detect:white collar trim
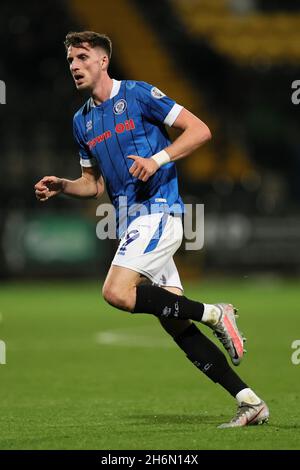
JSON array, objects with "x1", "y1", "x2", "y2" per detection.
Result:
[
  {"x1": 110, "y1": 79, "x2": 121, "y2": 99},
  {"x1": 90, "y1": 79, "x2": 121, "y2": 107}
]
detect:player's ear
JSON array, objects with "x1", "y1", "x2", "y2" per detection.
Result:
[{"x1": 100, "y1": 55, "x2": 108, "y2": 68}]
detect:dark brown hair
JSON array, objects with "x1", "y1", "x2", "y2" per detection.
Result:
[{"x1": 64, "y1": 31, "x2": 112, "y2": 58}]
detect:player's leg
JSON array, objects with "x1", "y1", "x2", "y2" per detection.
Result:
[
  {"x1": 123, "y1": 214, "x2": 244, "y2": 365},
  {"x1": 102, "y1": 255, "x2": 268, "y2": 427},
  {"x1": 133, "y1": 283, "x2": 245, "y2": 367},
  {"x1": 105, "y1": 211, "x2": 216, "y2": 317},
  {"x1": 159, "y1": 287, "x2": 269, "y2": 428},
  {"x1": 104, "y1": 212, "x2": 244, "y2": 365},
  {"x1": 102, "y1": 264, "x2": 141, "y2": 311},
  {"x1": 158, "y1": 286, "x2": 250, "y2": 399},
  {"x1": 103, "y1": 263, "x2": 242, "y2": 396},
  {"x1": 103, "y1": 212, "x2": 182, "y2": 311}
]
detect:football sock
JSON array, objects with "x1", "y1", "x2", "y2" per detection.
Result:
[
  {"x1": 236, "y1": 388, "x2": 261, "y2": 405},
  {"x1": 133, "y1": 284, "x2": 205, "y2": 321},
  {"x1": 201, "y1": 304, "x2": 222, "y2": 325},
  {"x1": 174, "y1": 323, "x2": 248, "y2": 396}
]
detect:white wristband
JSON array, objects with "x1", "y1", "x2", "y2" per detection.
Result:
[{"x1": 151, "y1": 149, "x2": 171, "y2": 168}]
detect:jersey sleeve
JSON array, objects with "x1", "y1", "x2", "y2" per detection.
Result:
[
  {"x1": 134, "y1": 81, "x2": 183, "y2": 126},
  {"x1": 73, "y1": 116, "x2": 97, "y2": 168}
]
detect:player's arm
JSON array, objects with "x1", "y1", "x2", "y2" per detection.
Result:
[
  {"x1": 164, "y1": 108, "x2": 211, "y2": 161},
  {"x1": 128, "y1": 108, "x2": 211, "y2": 182},
  {"x1": 35, "y1": 166, "x2": 105, "y2": 202}
]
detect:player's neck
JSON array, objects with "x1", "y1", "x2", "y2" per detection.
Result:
[{"x1": 91, "y1": 75, "x2": 113, "y2": 105}]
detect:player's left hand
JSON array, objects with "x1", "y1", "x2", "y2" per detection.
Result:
[{"x1": 127, "y1": 155, "x2": 159, "y2": 182}]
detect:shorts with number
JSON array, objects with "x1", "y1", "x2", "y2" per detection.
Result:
[{"x1": 112, "y1": 213, "x2": 183, "y2": 290}]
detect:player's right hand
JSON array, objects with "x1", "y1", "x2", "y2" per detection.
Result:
[{"x1": 34, "y1": 176, "x2": 63, "y2": 202}]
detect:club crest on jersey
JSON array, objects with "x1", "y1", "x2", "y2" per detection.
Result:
[
  {"x1": 86, "y1": 120, "x2": 93, "y2": 131},
  {"x1": 113, "y1": 99, "x2": 127, "y2": 115},
  {"x1": 151, "y1": 87, "x2": 165, "y2": 99}
]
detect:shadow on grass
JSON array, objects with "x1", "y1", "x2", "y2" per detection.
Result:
[
  {"x1": 125, "y1": 414, "x2": 300, "y2": 431},
  {"x1": 124, "y1": 414, "x2": 222, "y2": 426},
  {"x1": 267, "y1": 423, "x2": 300, "y2": 430}
]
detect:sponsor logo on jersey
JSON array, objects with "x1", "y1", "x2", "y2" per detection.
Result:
[
  {"x1": 86, "y1": 120, "x2": 93, "y2": 131},
  {"x1": 88, "y1": 119, "x2": 135, "y2": 149},
  {"x1": 151, "y1": 87, "x2": 165, "y2": 99},
  {"x1": 113, "y1": 99, "x2": 127, "y2": 115}
]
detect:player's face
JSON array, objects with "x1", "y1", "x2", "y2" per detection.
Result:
[{"x1": 67, "y1": 44, "x2": 106, "y2": 91}]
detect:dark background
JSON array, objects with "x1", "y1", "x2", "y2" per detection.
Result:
[{"x1": 1, "y1": 0, "x2": 300, "y2": 279}]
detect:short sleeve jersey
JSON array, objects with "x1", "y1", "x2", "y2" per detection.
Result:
[{"x1": 73, "y1": 79, "x2": 185, "y2": 236}]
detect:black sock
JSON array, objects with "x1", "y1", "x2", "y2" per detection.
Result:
[
  {"x1": 175, "y1": 323, "x2": 248, "y2": 397},
  {"x1": 133, "y1": 284, "x2": 204, "y2": 321}
]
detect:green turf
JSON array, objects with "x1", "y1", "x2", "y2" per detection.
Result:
[{"x1": 0, "y1": 279, "x2": 300, "y2": 450}]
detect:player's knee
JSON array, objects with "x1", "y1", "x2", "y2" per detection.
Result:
[
  {"x1": 102, "y1": 284, "x2": 134, "y2": 311},
  {"x1": 102, "y1": 284, "x2": 120, "y2": 307}
]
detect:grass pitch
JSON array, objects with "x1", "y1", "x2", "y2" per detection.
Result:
[{"x1": 0, "y1": 279, "x2": 299, "y2": 450}]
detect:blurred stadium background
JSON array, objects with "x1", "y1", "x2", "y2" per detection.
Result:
[{"x1": 1, "y1": 0, "x2": 300, "y2": 450}]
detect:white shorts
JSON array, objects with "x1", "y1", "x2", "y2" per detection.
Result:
[{"x1": 112, "y1": 213, "x2": 183, "y2": 290}]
